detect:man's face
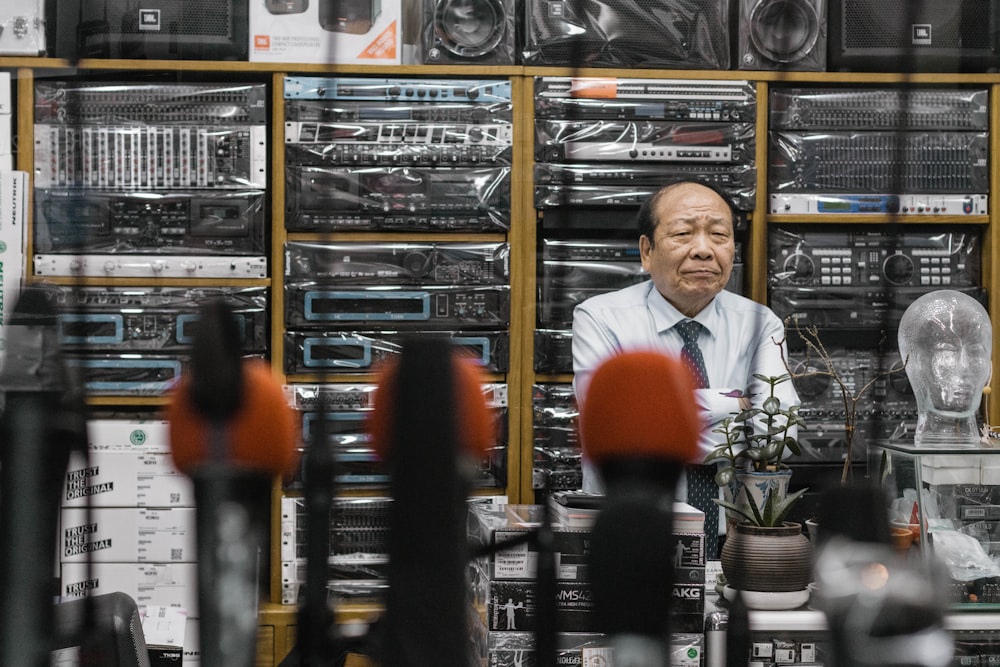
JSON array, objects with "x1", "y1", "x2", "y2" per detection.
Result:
[{"x1": 639, "y1": 183, "x2": 736, "y2": 317}]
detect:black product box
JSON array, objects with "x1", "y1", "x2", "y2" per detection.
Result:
[
  {"x1": 469, "y1": 504, "x2": 592, "y2": 581},
  {"x1": 672, "y1": 582, "x2": 706, "y2": 633},
  {"x1": 484, "y1": 579, "x2": 598, "y2": 633},
  {"x1": 483, "y1": 631, "x2": 609, "y2": 667}
]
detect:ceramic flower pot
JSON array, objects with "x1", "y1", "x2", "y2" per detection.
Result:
[
  {"x1": 721, "y1": 521, "x2": 813, "y2": 593},
  {"x1": 736, "y1": 469, "x2": 792, "y2": 516}
]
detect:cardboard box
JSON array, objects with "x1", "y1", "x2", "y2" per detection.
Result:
[
  {"x1": 249, "y1": 0, "x2": 401, "y2": 65},
  {"x1": 483, "y1": 631, "x2": 609, "y2": 667},
  {"x1": 0, "y1": 2, "x2": 46, "y2": 55},
  {"x1": 0, "y1": 171, "x2": 26, "y2": 373},
  {"x1": 59, "y1": 562, "x2": 199, "y2": 616},
  {"x1": 62, "y1": 449, "x2": 195, "y2": 508},
  {"x1": 87, "y1": 419, "x2": 171, "y2": 453},
  {"x1": 59, "y1": 507, "x2": 197, "y2": 563}
]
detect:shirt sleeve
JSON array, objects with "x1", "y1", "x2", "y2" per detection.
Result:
[{"x1": 571, "y1": 304, "x2": 621, "y2": 407}]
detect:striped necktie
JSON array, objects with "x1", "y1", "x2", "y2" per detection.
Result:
[{"x1": 675, "y1": 319, "x2": 709, "y2": 388}]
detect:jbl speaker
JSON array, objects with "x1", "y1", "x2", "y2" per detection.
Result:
[
  {"x1": 523, "y1": 0, "x2": 730, "y2": 69},
  {"x1": 48, "y1": 0, "x2": 248, "y2": 60},
  {"x1": 829, "y1": 0, "x2": 1000, "y2": 72},
  {"x1": 422, "y1": 0, "x2": 516, "y2": 64},
  {"x1": 319, "y1": 0, "x2": 382, "y2": 34},
  {"x1": 738, "y1": 0, "x2": 826, "y2": 70}
]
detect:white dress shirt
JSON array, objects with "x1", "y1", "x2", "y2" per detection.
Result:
[{"x1": 572, "y1": 280, "x2": 800, "y2": 494}]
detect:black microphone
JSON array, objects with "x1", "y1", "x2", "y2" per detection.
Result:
[
  {"x1": 166, "y1": 299, "x2": 299, "y2": 667},
  {"x1": 579, "y1": 350, "x2": 701, "y2": 667},
  {"x1": 0, "y1": 287, "x2": 86, "y2": 667},
  {"x1": 368, "y1": 336, "x2": 495, "y2": 667}
]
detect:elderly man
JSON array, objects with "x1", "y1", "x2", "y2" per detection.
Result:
[{"x1": 572, "y1": 180, "x2": 799, "y2": 558}]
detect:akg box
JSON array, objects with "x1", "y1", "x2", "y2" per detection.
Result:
[{"x1": 250, "y1": 0, "x2": 401, "y2": 64}]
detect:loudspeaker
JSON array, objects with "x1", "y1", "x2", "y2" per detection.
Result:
[
  {"x1": 738, "y1": 0, "x2": 826, "y2": 70},
  {"x1": 523, "y1": 0, "x2": 730, "y2": 69},
  {"x1": 48, "y1": 0, "x2": 249, "y2": 60},
  {"x1": 319, "y1": 0, "x2": 382, "y2": 34},
  {"x1": 829, "y1": 0, "x2": 1000, "y2": 72},
  {"x1": 265, "y1": 0, "x2": 309, "y2": 14},
  {"x1": 422, "y1": 0, "x2": 516, "y2": 64}
]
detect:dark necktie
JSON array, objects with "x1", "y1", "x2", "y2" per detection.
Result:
[
  {"x1": 675, "y1": 319, "x2": 709, "y2": 389},
  {"x1": 674, "y1": 319, "x2": 720, "y2": 558}
]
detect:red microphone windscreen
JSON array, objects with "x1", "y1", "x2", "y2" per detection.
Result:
[
  {"x1": 368, "y1": 351, "x2": 495, "y2": 461},
  {"x1": 166, "y1": 359, "x2": 300, "y2": 477},
  {"x1": 580, "y1": 350, "x2": 700, "y2": 465}
]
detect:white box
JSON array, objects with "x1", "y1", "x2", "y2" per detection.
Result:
[
  {"x1": 0, "y1": 72, "x2": 10, "y2": 114},
  {"x1": 249, "y1": 0, "x2": 401, "y2": 65},
  {"x1": 62, "y1": 449, "x2": 195, "y2": 508},
  {"x1": 0, "y1": 2, "x2": 46, "y2": 55},
  {"x1": 920, "y1": 455, "x2": 982, "y2": 485},
  {"x1": 59, "y1": 507, "x2": 197, "y2": 563},
  {"x1": 0, "y1": 171, "x2": 26, "y2": 372},
  {"x1": 87, "y1": 419, "x2": 172, "y2": 453},
  {"x1": 59, "y1": 562, "x2": 199, "y2": 616}
]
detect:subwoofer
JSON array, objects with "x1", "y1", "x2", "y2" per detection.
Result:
[
  {"x1": 829, "y1": 0, "x2": 1000, "y2": 72},
  {"x1": 48, "y1": 0, "x2": 248, "y2": 60},
  {"x1": 738, "y1": 0, "x2": 826, "y2": 70},
  {"x1": 319, "y1": 0, "x2": 382, "y2": 34},
  {"x1": 422, "y1": 0, "x2": 515, "y2": 63},
  {"x1": 523, "y1": 0, "x2": 730, "y2": 69}
]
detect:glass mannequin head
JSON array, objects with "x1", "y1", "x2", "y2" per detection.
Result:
[{"x1": 898, "y1": 290, "x2": 992, "y2": 445}]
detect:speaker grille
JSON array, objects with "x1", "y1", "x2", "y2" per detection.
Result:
[{"x1": 841, "y1": 0, "x2": 991, "y2": 50}]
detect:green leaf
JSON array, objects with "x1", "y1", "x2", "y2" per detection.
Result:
[
  {"x1": 761, "y1": 441, "x2": 782, "y2": 461},
  {"x1": 704, "y1": 449, "x2": 731, "y2": 464},
  {"x1": 714, "y1": 466, "x2": 735, "y2": 486},
  {"x1": 784, "y1": 437, "x2": 802, "y2": 457},
  {"x1": 762, "y1": 396, "x2": 781, "y2": 415},
  {"x1": 745, "y1": 448, "x2": 765, "y2": 462}
]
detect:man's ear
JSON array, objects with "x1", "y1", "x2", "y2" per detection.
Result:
[{"x1": 639, "y1": 234, "x2": 653, "y2": 270}]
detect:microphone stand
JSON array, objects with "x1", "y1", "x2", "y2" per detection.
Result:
[{"x1": 0, "y1": 288, "x2": 85, "y2": 667}]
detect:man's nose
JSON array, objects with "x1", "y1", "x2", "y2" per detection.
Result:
[{"x1": 691, "y1": 232, "x2": 714, "y2": 257}]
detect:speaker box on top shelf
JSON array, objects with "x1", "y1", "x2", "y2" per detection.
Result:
[
  {"x1": 522, "y1": 0, "x2": 729, "y2": 69},
  {"x1": 48, "y1": 0, "x2": 248, "y2": 60},
  {"x1": 828, "y1": 0, "x2": 1000, "y2": 72},
  {"x1": 738, "y1": 0, "x2": 826, "y2": 70},
  {"x1": 422, "y1": 0, "x2": 516, "y2": 64},
  {"x1": 320, "y1": 0, "x2": 382, "y2": 34}
]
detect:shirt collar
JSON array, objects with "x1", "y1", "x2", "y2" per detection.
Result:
[{"x1": 646, "y1": 282, "x2": 720, "y2": 339}]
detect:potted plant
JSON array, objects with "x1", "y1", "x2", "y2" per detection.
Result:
[{"x1": 704, "y1": 373, "x2": 814, "y2": 603}]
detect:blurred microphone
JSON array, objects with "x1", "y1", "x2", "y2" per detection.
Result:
[
  {"x1": 166, "y1": 299, "x2": 298, "y2": 667},
  {"x1": 0, "y1": 287, "x2": 87, "y2": 667},
  {"x1": 368, "y1": 337, "x2": 494, "y2": 667},
  {"x1": 812, "y1": 484, "x2": 954, "y2": 667},
  {"x1": 579, "y1": 350, "x2": 700, "y2": 667}
]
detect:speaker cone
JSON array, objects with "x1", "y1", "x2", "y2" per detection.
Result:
[
  {"x1": 749, "y1": 0, "x2": 820, "y2": 63},
  {"x1": 434, "y1": 0, "x2": 506, "y2": 58}
]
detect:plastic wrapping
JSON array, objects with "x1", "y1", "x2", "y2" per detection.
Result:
[
  {"x1": 34, "y1": 189, "x2": 267, "y2": 255},
  {"x1": 421, "y1": 0, "x2": 517, "y2": 64},
  {"x1": 285, "y1": 120, "x2": 513, "y2": 167},
  {"x1": 771, "y1": 285, "x2": 987, "y2": 333},
  {"x1": 768, "y1": 226, "x2": 981, "y2": 289},
  {"x1": 534, "y1": 329, "x2": 574, "y2": 374},
  {"x1": 532, "y1": 383, "x2": 582, "y2": 492},
  {"x1": 522, "y1": 0, "x2": 730, "y2": 69},
  {"x1": 770, "y1": 87, "x2": 989, "y2": 131},
  {"x1": 286, "y1": 165, "x2": 510, "y2": 232},
  {"x1": 38, "y1": 285, "x2": 268, "y2": 353},
  {"x1": 284, "y1": 241, "x2": 510, "y2": 285},
  {"x1": 535, "y1": 162, "x2": 756, "y2": 212},
  {"x1": 737, "y1": 0, "x2": 826, "y2": 71},
  {"x1": 66, "y1": 354, "x2": 184, "y2": 397},
  {"x1": 536, "y1": 119, "x2": 754, "y2": 164},
  {"x1": 283, "y1": 329, "x2": 510, "y2": 373},
  {"x1": 534, "y1": 77, "x2": 756, "y2": 122},
  {"x1": 34, "y1": 82, "x2": 267, "y2": 125},
  {"x1": 769, "y1": 130, "x2": 989, "y2": 194},
  {"x1": 284, "y1": 383, "x2": 508, "y2": 490}
]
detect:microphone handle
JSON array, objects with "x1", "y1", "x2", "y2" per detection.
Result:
[
  {"x1": 0, "y1": 390, "x2": 72, "y2": 667},
  {"x1": 193, "y1": 463, "x2": 271, "y2": 667}
]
